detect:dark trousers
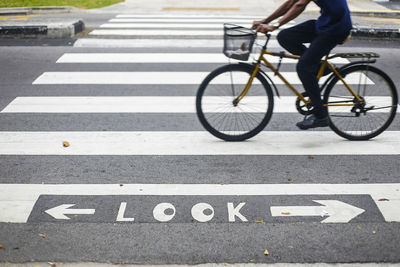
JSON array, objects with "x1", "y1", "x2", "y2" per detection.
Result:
[{"x1": 277, "y1": 20, "x2": 348, "y2": 118}]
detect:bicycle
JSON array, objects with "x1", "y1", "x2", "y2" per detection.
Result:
[{"x1": 196, "y1": 23, "x2": 398, "y2": 141}]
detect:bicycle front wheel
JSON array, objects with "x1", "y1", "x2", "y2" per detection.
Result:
[
  {"x1": 324, "y1": 64, "x2": 398, "y2": 140},
  {"x1": 196, "y1": 64, "x2": 274, "y2": 141}
]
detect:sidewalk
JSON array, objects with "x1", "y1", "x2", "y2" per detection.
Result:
[{"x1": 0, "y1": 0, "x2": 399, "y2": 39}]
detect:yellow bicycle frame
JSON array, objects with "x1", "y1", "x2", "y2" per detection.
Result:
[{"x1": 235, "y1": 47, "x2": 364, "y2": 107}]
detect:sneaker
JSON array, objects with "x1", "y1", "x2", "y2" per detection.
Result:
[{"x1": 296, "y1": 114, "x2": 330, "y2": 130}]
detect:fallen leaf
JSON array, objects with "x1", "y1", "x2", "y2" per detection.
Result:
[
  {"x1": 249, "y1": 259, "x2": 255, "y2": 262},
  {"x1": 357, "y1": 226, "x2": 362, "y2": 230},
  {"x1": 48, "y1": 262, "x2": 56, "y2": 267},
  {"x1": 288, "y1": 178, "x2": 292, "y2": 182},
  {"x1": 292, "y1": 222, "x2": 296, "y2": 226},
  {"x1": 122, "y1": 262, "x2": 126, "y2": 265},
  {"x1": 378, "y1": 198, "x2": 389, "y2": 201},
  {"x1": 281, "y1": 212, "x2": 291, "y2": 215},
  {"x1": 372, "y1": 231, "x2": 377, "y2": 234},
  {"x1": 39, "y1": 233, "x2": 47, "y2": 238},
  {"x1": 307, "y1": 155, "x2": 314, "y2": 159},
  {"x1": 256, "y1": 220, "x2": 264, "y2": 223},
  {"x1": 264, "y1": 249, "x2": 269, "y2": 256},
  {"x1": 62, "y1": 141, "x2": 70, "y2": 147},
  {"x1": 120, "y1": 184, "x2": 124, "y2": 187},
  {"x1": 0, "y1": 244, "x2": 3, "y2": 249}
]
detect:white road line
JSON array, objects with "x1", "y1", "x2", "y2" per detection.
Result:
[
  {"x1": 0, "y1": 183, "x2": 399, "y2": 223},
  {"x1": 0, "y1": 131, "x2": 399, "y2": 156},
  {"x1": 115, "y1": 15, "x2": 272, "y2": 19},
  {"x1": 108, "y1": 18, "x2": 273, "y2": 23},
  {"x1": 32, "y1": 72, "x2": 373, "y2": 85},
  {"x1": 99, "y1": 23, "x2": 292, "y2": 30},
  {"x1": 56, "y1": 53, "x2": 350, "y2": 64},
  {"x1": 2, "y1": 96, "x2": 392, "y2": 113},
  {"x1": 72, "y1": 39, "x2": 281, "y2": 48},
  {"x1": 89, "y1": 29, "x2": 279, "y2": 36}
]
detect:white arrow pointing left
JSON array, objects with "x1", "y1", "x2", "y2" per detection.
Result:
[
  {"x1": 270, "y1": 200, "x2": 365, "y2": 223},
  {"x1": 45, "y1": 204, "x2": 96, "y2": 220}
]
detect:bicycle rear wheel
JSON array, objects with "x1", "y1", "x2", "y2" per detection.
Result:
[
  {"x1": 324, "y1": 64, "x2": 398, "y2": 140},
  {"x1": 196, "y1": 64, "x2": 274, "y2": 141}
]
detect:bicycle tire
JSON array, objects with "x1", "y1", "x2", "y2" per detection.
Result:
[
  {"x1": 323, "y1": 64, "x2": 398, "y2": 140},
  {"x1": 196, "y1": 63, "x2": 274, "y2": 141}
]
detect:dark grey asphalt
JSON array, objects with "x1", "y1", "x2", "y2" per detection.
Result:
[{"x1": 0, "y1": 28, "x2": 400, "y2": 264}]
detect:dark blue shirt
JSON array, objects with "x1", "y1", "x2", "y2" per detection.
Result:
[{"x1": 314, "y1": 0, "x2": 352, "y2": 35}]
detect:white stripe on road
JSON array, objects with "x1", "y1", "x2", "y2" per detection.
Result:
[
  {"x1": 0, "y1": 131, "x2": 399, "y2": 156},
  {"x1": 115, "y1": 15, "x2": 270, "y2": 19},
  {"x1": 2, "y1": 96, "x2": 392, "y2": 113},
  {"x1": 99, "y1": 23, "x2": 292, "y2": 30},
  {"x1": 56, "y1": 53, "x2": 350, "y2": 64},
  {"x1": 32, "y1": 72, "x2": 373, "y2": 85},
  {"x1": 72, "y1": 39, "x2": 281, "y2": 48},
  {"x1": 108, "y1": 18, "x2": 269, "y2": 23},
  {"x1": 0, "y1": 183, "x2": 399, "y2": 223},
  {"x1": 89, "y1": 29, "x2": 279, "y2": 36}
]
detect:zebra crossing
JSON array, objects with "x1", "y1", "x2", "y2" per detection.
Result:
[{"x1": 1, "y1": 13, "x2": 399, "y2": 156}]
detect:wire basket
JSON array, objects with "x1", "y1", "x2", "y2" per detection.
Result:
[{"x1": 223, "y1": 23, "x2": 256, "y2": 61}]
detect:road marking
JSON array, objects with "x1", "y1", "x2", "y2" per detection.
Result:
[
  {"x1": 55, "y1": 53, "x2": 350, "y2": 64},
  {"x1": 115, "y1": 15, "x2": 271, "y2": 19},
  {"x1": 32, "y1": 72, "x2": 372, "y2": 85},
  {"x1": 108, "y1": 18, "x2": 268, "y2": 23},
  {"x1": 45, "y1": 204, "x2": 95, "y2": 220},
  {"x1": 72, "y1": 39, "x2": 281, "y2": 48},
  {"x1": 2, "y1": 96, "x2": 391, "y2": 113},
  {"x1": 0, "y1": 131, "x2": 399, "y2": 156},
  {"x1": 270, "y1": 200, "x2": 366, "y2": 223},
  {"x1": 98, "y1": 23, "x2": 293, "y2": 30},
  {"x1": 162, "y1": 7, "x2": 241, "y2": 11},
  {"x1": 88, "y1": 29, "x2": 279, "y2": 36},
  {"x1": 0, "y1": 183, "x2": 399, "y2": 223}
]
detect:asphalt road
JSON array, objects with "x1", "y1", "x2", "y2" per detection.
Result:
[{"x1": 0, "y1": 13, "x2": 400, "y2": 265}]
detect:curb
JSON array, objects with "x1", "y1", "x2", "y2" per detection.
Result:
[
  {"x1": 0, "y1": 6, "x2": 78, "y2": 16},
  {"x1": 0, "y1": 20, "x2": 85, "y2": 38},
  {"x1": 351, "y1": 11, "x2": 400, "y2": 18},
  {"x1": 351, "y1": 27, "x2": 400, "y2": 39}
]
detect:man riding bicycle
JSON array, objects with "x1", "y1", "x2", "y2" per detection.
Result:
[{"x1": 253, "y1": 0, "x2": 352, "y2": 129}]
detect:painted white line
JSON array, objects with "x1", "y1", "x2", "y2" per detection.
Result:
[
  {"x1": 72, "y1": 39, "x2": 281, "y2": 48},
  {"x1": 89, "y1": 29, "x2": 278, "y2": 36},
  {"x1": 108, "y1": 18, "x2": 269, "y2": 23},
  {"x1": 0, "y1": 131, "x2": 399, "y2": 156},
  {"x1": 32, "y1": 72, "x2": 371, "y2": 85},
  {"x1": 115, "y1": 15, "x2": 272, "y2": 19},
  {"x1": 0, "y1": 183, "x2": 399, "y2": 223},
  {"x1": 99, "y1": 23, "x2": 292, "y2": 30},
  {"x1": 2, "y1": 96, "x2": 391, "y2": 113},
  {"x1": 56, "y1": 53, "x2": 350, "y2": 64}
]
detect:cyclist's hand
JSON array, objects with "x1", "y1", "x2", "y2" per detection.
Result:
[
  {"x1": 256, "y1": 24, "x2": 276, "y2": 33},
  {"x1": 252, "y1": 20, "x2": 263, "y2": 30}
]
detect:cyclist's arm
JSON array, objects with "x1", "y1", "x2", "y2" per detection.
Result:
[
  {"x1": 275, "y1": 0, "x2": 312, "y2": 27},
  {"x1": 255, "y1": 0, "x2": 298, "y2": 26}
]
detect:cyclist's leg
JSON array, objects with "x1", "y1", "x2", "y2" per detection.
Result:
[
  {"x1": 277, "y1": 20, "x2": 317, "y2": 56},
  {"x1": 296, "y1": 34, "x2": 341, "y2": 119}
]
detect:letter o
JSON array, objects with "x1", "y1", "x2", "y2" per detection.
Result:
[
  {"x1": 153, "y1": 203, "x2": 176, "y2": 222},
  {"x1": 191, "y1": 203, "x2": 214, "y2": 222}
]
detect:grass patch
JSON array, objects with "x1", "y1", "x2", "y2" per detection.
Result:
[{"x1": 0, "y1": 0, "x2": 124, "y2": 9}]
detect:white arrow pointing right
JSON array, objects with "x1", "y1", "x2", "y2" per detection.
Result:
[
  {"x1": 270, "y1": 200, "x2": 365, "y2": 223},
  {"x1": 45, "y1": 204, "x2": 96, "y2": 220}
]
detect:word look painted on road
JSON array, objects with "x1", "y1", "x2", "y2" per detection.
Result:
[
  {"x1": 1, "y1": 184, "x2": 399, "y2": 224},
  {"x1": 36, "y1": 197, "x2": 368, "y2": 224}
]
